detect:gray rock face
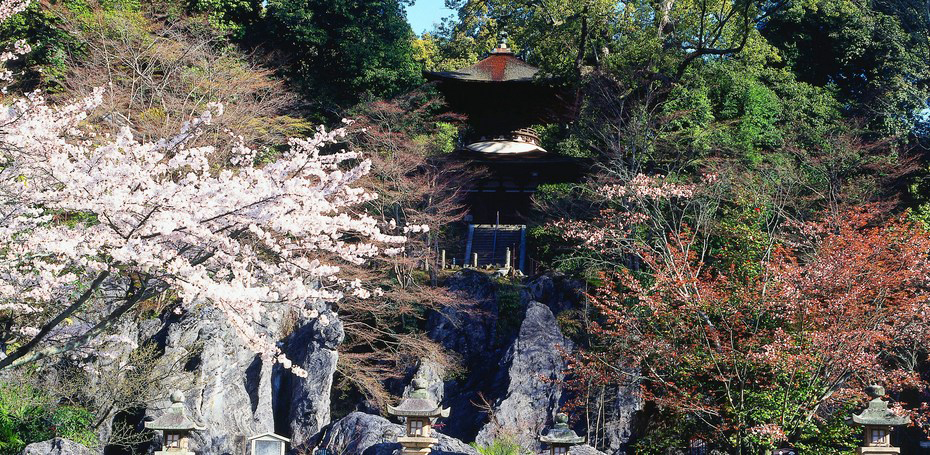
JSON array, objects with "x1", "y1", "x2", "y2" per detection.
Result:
[
  {"x1": 284, "y1": 308, "x2": 343, "y2": 449},
  {"x1": 523, "y1": 273, "x2": 584, "y2": 316},
  {"x1": 155, "y1": 306, "x2": 277, "y2": 455},
  {"x1": 476, "y1": 301, "x2": 572, "y2": 450},
  {"x1": 20, "y1": 438, "x2": 93, "y2": 455},
  {"x1": 316, "y1": 412, "x2": 479, "y2": 455},
  {"x1": 402, "y1": 358, "x2": 445, "y2": 402},
  {"x1": 425, "y1": 270, "x2": 506, "y2": 441},
  {"x1": 601, "y1": 383, "x2": 642, "y2": 455},
  {"x1": 428, "y1": 270, "x2": 498, "y2": 363}
]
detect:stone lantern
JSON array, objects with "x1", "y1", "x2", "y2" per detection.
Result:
[
  {"x1": 144, "y1": 390, "x2": 205, "y2": 455},
  {"x1": 850, "y1": 385, "x2": 910, "y2": 454},
  {"x1": 539, "y1": 413, "x2": 584, "y2": 455},
  {"x1": 387, "y1": 378, "x2": 450, "y2": 455}
]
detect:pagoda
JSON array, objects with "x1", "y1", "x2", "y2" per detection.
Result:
[
  {"x1": 424, "y1": 32, "x2": 574, "y2": 156},
  {"x1": 425, "y1": 34, "x2": 584, "y2": 270}
]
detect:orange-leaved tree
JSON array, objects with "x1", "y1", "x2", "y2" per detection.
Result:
[{"x1": 572, "y1": 207, "x2": 930, "y2": 453}]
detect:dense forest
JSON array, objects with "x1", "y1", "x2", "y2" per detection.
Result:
[{"x1": 0, "y1": 0, "x2": 929, "y2": 454}]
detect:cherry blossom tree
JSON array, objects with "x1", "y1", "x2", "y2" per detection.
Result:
[{"x1": 0, "y1": 0, "x2": 406, "y2": 374}]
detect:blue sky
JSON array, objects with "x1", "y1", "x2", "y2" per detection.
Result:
[{"x1": 407, "y1": 0, "x2": 455, "y2": 35}]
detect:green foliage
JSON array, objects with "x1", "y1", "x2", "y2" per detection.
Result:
[
  {"x1": 535, "y1": 124, "x2": 591, "y2": 158},
  {"x1": 431, "y1": 122, "x2": 459, "y2": 154},
  {"x1": 0, "y1": 1, "x2": 83, "y2": 92},
  {"x1": 534, "y1": 183, "x2": 574, "y2": 205},
  {"x1": 471, "y1": 436, "x2": 526, "y2": 455},
  {"x1": 185, "y1": 0, "x2": 260, "y2": 35},
  {"x1": 435, "y1": 0, "x2": 622, "y2": 78},
  {"x1": 260, "y1": 0, "x2": 423, "y2": 114},
  {"x1": 761, "y1": 0, "x2": 930, "y2": 136},
  {"x1": 662, "y1": 61, "x2": 842, "y2": 168},
  {"x1": 494, "y1": 278, "x2": 523, "y2": 342},
  {"x1": 0, "y1": 383, "x2": 97, "y2": 455}
]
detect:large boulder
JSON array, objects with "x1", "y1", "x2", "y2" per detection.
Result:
[
  {"x1": 475, "y1": 301, "x2": 572, "y2": 450},
  {"x1": 283, "y1": 308, "x2": 344, "y2": 449},
  {"x1": 20, "y1": 438, "x2": 93, "y2": 455},
  {"x1": 315, "y1": 412, "x2": 478, "y2": 455}
]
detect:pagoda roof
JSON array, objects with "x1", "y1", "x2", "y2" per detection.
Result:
[{"x1": 424, "y1": 47, "x2": 539, "y2": 83}]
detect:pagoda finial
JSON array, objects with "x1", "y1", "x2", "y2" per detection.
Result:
[{"x1": 492, "y1": 31, "x2": 513, "y2": 54}]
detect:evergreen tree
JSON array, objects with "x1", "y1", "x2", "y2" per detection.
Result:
[{"x1": 261, "y1": 0, "x2": 424, "y2": 114}]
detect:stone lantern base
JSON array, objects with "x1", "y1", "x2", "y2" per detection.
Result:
[
  {"x1": 857, "y1": 447, "x2": 900, "y2": 455},
  {"x1": 397, "y1": 436, "x2": 438, "y2": 455}
]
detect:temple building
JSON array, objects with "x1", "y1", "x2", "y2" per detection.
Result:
[{"x1": 425, "y1": 34, "x2": 584, "y2": 271}]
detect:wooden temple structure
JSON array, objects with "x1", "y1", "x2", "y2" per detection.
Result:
[{"x1": 425, "y1": 34, "x2": 585, "y2": 270}]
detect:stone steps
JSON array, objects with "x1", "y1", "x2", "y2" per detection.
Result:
[{"x1": 465, "y1": 224, "x2": 525, "y2": 270}]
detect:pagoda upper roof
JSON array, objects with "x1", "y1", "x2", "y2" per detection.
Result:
[{"x1": 424, "y1": 46, "x2": 539, "y2": 83}]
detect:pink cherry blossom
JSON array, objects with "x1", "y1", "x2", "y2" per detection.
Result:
[{"x1": 0, "y1": 0, "x2": 404, "y2": 372}]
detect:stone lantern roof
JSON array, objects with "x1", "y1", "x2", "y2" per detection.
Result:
[
  {"x1": 850, "y1": 385, "x2": 911, "y2": 426},
  {"x1": 540, "y1": 413, "x2": 585, "y2": 445},
  {"x1": 144, "y1": 390, "x2": 206, "y2": 431},
  {"x1": 387, "y1": 379, "x2": 450, "y2": 418}
]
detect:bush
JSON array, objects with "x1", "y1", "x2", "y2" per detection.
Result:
[
  {"x1": 472, "y1": 437, "x2": 526, "y2": 455},
  {"x1": 0, "y1": 382, "x2": 97, "y2": 455}
]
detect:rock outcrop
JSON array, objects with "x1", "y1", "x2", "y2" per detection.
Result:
[
  {"x1": 428, "y1": 270, "x2": 499, "y2": 363},
  {"x1": 282, "y1": 307, "x2": 344, "y2": 449},
  {"x1": 426, "y1": 271, "x2": 506, "y2": 440},
  {"x1": 475, "y1": 301, "x2": 573, "y2": 450},
  {"x1": 522, "y1": 273, "x2": 584, "y2": 316},
  {"x1": 315, "y1": 412, "x2": 479, "y2": 455},
  {"x1": 20, "y1": 438, "x2": 93, "y2": 455},
  {"x1": 601, "y1": 383, "x2": 642, "y2": 454},
  {"x1": 154, "y1": 306, "x2": 277, "y2": 455},
  {"x1": 402, "y1": 358, "x2": 445, "y2": 402}
]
